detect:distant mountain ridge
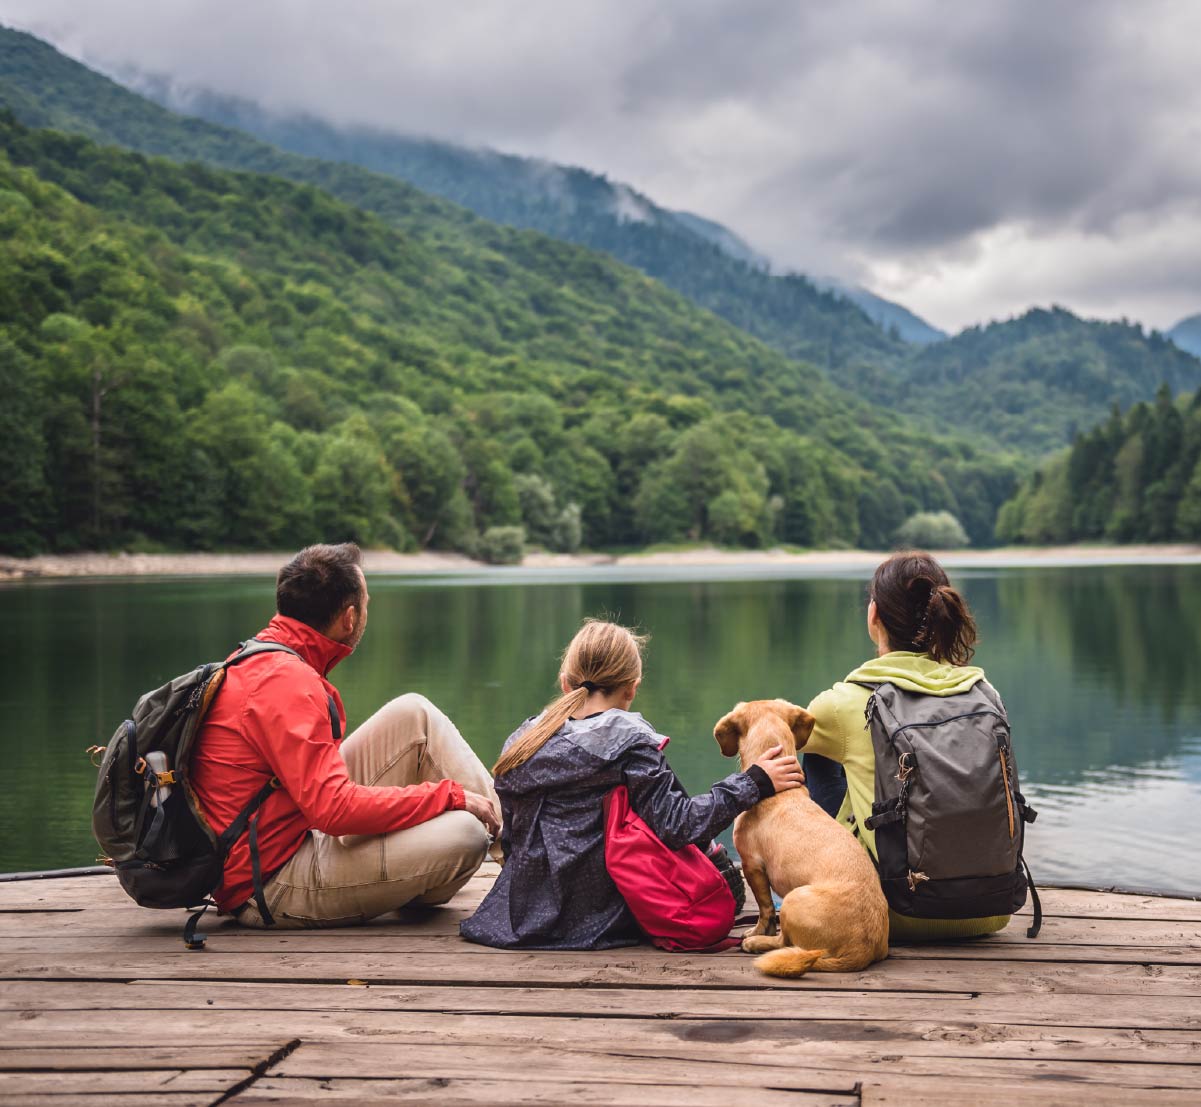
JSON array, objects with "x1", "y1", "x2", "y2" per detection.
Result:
[
  {"x1": 878, "y1": 306, "x2": 1201, "y2": 454},
  {"x1": 1169, "y1": 314, "x2": 1201, "y2": 358},
  {"x1": 813, "y1": 278, "x2": 947, "y2": 345}
]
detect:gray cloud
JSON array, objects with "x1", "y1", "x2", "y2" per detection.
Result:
[{"x1": 2, "y1": 0, "x2": 1198, "y2": 331}]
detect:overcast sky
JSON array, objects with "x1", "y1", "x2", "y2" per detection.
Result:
[{"x1": 4, "y1": 0, "x2": 1200, "y2": 333}]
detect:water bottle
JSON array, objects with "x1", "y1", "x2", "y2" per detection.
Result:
[{"x1": 145, "y1": 750, "x2": 173, "y2": 808}]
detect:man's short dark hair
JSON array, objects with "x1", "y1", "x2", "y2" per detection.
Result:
[{"x1": 276, "y1": 543, "x2": 364, "y2": 631}]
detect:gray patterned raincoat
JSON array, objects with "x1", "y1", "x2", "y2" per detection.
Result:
[{"x1": 460, "y1": 709, "x2": 772, "y2": 950}]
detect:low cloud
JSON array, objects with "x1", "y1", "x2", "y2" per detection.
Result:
[{"x1": 3, "y1": 0, "x2": 1198, "y2": 331}]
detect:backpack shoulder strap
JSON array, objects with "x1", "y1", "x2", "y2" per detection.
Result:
[{"x1": 226, "y1": 639, "x2": 303, "y2": 666}]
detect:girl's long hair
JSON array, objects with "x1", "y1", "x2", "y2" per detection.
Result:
[
  {"x1": 870, "y1": 550, "x2": 977, "y2": 666},
  {"x1": 492, "y1": 619, "x2": 647, "y2": 778}
]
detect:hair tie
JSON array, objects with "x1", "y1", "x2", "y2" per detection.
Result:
[{"x1": 578, "y1": 680, "x2": 599, "y2": 693}]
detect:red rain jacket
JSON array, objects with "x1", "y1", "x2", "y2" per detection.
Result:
[{"x1": 191, "y1": 615, "x2": 464, "y2": 911}]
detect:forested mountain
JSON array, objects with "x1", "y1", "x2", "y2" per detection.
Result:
[
  {"x1": 133, "y1": 79, "x2": 948, "y2": 348},
  {"x1": 0, "y1": 116, "x2": 1016, "y2": 558},
  {"x1": 997, "y1": 384, "x2": 1201, "y2": 544},
  {"x1": 859, "y1": 307, "x2": 1201, "y2": 455},
  {"x1": 0, "y1": 26, "x2": 912, "y2": 374},
  {"x1": 1169, "y1": 314, "x2": 1201, "y2": 358},
  {"x1": 5, "y1": 26, "x2": 1197, "y2": 469},
  {"x1": 115, "y1": 67, "x2": 924, "y2": 371}
]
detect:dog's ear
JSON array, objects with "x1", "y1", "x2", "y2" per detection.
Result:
[
  {"x1": 713, "y1": 706, "x2": 746, "y2": 757},
  {"x1": 776, "y1": 701, "x2": 815, "y2": 749}
]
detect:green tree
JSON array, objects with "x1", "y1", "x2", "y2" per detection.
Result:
[
  {"x1": 894, "y1": 510, "x2": 970, "y2": 549},
  {"x1": 311, "y1": 419, "x2": 396, "y2": 547}
]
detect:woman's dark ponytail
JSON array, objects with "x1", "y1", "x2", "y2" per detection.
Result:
[{"x1": 871, "y1": 552, "x2": 977, "y2": 666}]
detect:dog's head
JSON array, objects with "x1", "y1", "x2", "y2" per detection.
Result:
[{"x1": 713, "y1": 699, "x2": 815, "y2": 760}]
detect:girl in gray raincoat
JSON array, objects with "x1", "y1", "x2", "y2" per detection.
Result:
[{"x1": 460, "y1": 619, "x2": 804, "y2": 950}]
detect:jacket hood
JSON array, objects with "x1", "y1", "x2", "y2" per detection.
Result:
[
  {"x1": 845, "y1": 651, "x2": 984, "y2": 696},
  {"x1": 495, "y1": 709, "x2": 662, "y2": 797},
  {"x1": 257, "y1": 614, "x2": 352, "y2": 678}
]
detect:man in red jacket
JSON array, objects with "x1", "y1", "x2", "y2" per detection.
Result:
[{"x1": 191, "y1": 542, "x2": 500, "y2": 927}]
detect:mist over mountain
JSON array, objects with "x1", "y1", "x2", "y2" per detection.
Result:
[{"x1": 813, "y1": 279, "x2": 947, "y2": 345}]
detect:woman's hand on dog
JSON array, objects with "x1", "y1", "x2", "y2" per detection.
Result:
[{"x1": 754, "y1": 745, "x2": 806, "y2": 794}]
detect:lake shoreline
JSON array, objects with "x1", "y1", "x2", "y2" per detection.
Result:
[{"x1": 4, "y1": 543, "x2": 1201, "y2": 580}]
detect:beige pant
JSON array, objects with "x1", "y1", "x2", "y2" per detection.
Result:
[{"x1": 236, "y1": 693, "x2": 498, "y2": 929}]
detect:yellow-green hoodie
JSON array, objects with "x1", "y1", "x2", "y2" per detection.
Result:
[{"x1": 805, "y1": 651, "x2": 1009, "y2": 941}]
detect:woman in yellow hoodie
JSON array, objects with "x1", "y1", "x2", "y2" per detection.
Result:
[{"x1": 802, "y1": 550, "x2": 1010, "y2": 940}]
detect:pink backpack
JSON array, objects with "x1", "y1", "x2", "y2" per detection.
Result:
[{"x1": 603, "y1": 784, "x2": 738, "y2": 951}]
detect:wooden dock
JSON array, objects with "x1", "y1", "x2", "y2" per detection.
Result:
[{"x1": 2, "y1": 865, "x2": 1200, "y2": 1105}]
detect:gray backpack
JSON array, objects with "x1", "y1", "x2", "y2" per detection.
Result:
[{"x1": 860, "y1": 680, "x2": 1041, "y2": 937}]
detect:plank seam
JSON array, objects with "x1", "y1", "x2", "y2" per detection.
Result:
[{"x1": 208, "y1": 1037, "x2": 301, "y2": 1106}]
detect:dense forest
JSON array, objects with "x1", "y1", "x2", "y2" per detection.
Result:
[
  {"x1": 0, "y1": 116, "x2": 1015, "y2": 557},
  {"x1": 996, "y1": 384, "x2": 1201, "y2": 544}
]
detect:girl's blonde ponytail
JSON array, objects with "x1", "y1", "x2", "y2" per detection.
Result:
[{"x1": 492, "y1": 620, "x2": 647, "y2": 778}]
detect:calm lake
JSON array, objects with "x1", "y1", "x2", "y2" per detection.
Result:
[{"x1": 3, "y1": 563, "x2": 1200, "y2": 896}]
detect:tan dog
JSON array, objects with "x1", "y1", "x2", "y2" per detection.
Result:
[{"x1": 714, "y1": 699, "x2": 889, "y2": 977}]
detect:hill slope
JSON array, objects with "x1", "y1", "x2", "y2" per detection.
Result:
[
  {"x1": 114, "y1": 68, "x2": 916, "y2": 371},
  {"x1": 876, "y1": 307, "x2": 1201, "y2": 455},
  {"x1": 0, "y1": 115, "x2": 1016, "y2": 557}
]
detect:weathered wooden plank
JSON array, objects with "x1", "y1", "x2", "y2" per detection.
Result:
[
  {"x1": 887, "y1": 943, "x2": 1201, "y2": 964},
  {"x1": 860, "y1": 1078, "x2": 1201, "y2": 1106},
  {"x1": 1, "y1": 1069, "x2": 246, "y2": 1094},
  {"x1": 1, "y1": 1097, "x2": 217, "y2": 1106},
  {"x1": 1013, "y1": 888, "x2": 1201, "y2": 920},
  {"x1": 4, "y1": 951, "x2": 1199, "y2": 997},
  {"x1": 0, "y1": 870, "x2": 499, "y2": 908},
  {"x1": 6, "y1": 1008, "x2": 1201, "y2": 1067},
  {"x1": 273, "y1": 1040, "x2": 1201, "y2": 1091},
  {"x1": 1, "y1": 874, "x2": 1196, "y2": 921},
  {"x1": 1, "y1": 937, "x2": 1196, "y2": 970},
  {"x1": 5, "y1": 978, "x2": 1198, "y2": 1031},
  {"x1": 0, "y1": 1043, "x2": 278, "y2": 1071},
  {"x1": 241, "y1": 1075, "x2": 856, "y2": 1105},
  {"x1": 1, "y1": 913, "x2": 1195, "y2": 947}
]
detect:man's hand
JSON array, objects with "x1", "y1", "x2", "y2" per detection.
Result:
[
  {"x1": 753, "y1": 744, "x2": 805, "y2": 794},
  {"x1": 462, "y1": 790, "x2": 501, "y2": 836}
]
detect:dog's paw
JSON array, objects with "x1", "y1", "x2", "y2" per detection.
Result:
[{"x1": 741, "y1": 934, "x2": 781, "y2": 954}]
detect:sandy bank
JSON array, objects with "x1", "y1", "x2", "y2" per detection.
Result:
[{"x1": 3, "y1": 544, "x2": 1201, "y2": 581}]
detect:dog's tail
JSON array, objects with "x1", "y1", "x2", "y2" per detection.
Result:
[{"x1": 753, "y1": 946, "x2": 827, "y2": 978}]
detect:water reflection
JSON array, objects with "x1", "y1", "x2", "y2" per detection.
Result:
[{"x1": 1, "y1": 565, "x2": 1199, "y2": 894}]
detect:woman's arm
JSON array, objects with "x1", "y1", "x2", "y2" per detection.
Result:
[
  {"x1": 621, "y1": 742, "x2": 772, "y2": 851},
  {"x1": 802, "y1": 687, "x2": 849, "y2": 763}
]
